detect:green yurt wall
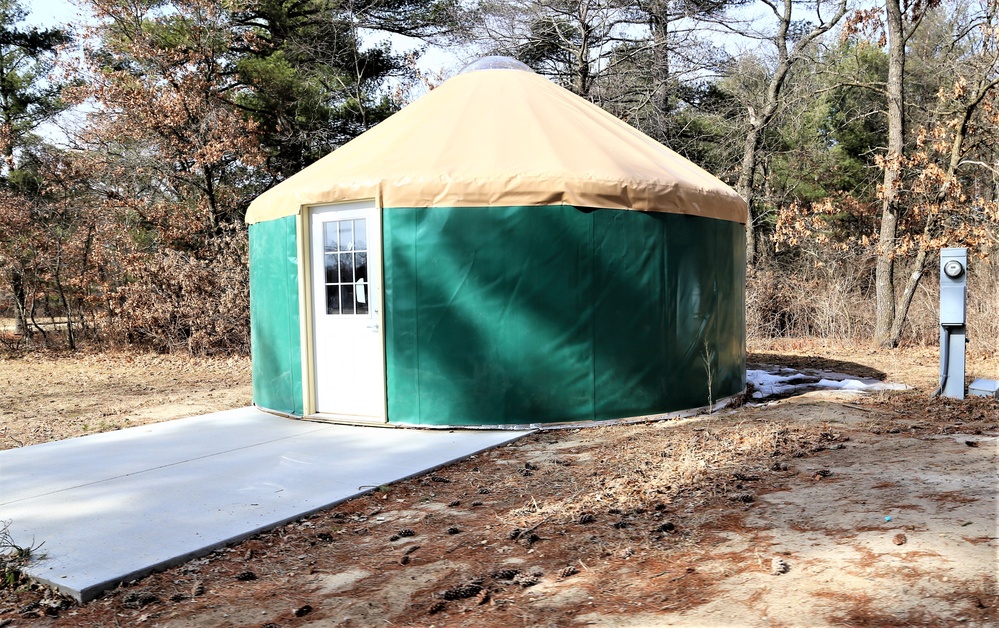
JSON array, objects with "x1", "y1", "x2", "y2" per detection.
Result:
[
  {"x1": 382, "y1": 205, "x2": 745, "y2": 426},
  {"x1": 249, "y1": 215, "x2": 303, "y2": 416}
]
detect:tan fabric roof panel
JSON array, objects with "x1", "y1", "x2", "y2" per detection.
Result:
[{"x1": 245, "y1": 66, "x2": 747, "y2": 224}]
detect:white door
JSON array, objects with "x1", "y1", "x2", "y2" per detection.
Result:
[{"x1": 310, "y1": 202, "x2": 385, "y2": 420}]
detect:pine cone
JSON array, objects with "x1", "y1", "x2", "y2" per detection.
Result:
[
  {"x1": 121, "y1": 591, "x2": 159, "y2": 609},
  {"x1": 559, "y1": 565, "x2": 578, "y2": 578},
  {"x1": 440, "y1": 583, "x2": 483, "y2": 600},
  {"x1": 491, "y1": 568, "x2": 520, "y2": 580},
  {"x1": 771, "y1": 557, "x2": 789, "y2": 575}
]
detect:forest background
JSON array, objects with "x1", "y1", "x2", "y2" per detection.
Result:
[{"x1": 1, "y1": 0, "x2": 997, "y2": 357}]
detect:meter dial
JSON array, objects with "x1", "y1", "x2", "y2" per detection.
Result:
[{"x1": 943, "y1": 259, "x2": 965, "y2": 279}]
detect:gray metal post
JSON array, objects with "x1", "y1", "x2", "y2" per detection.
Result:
[
  {"x1": 943, "y1": 327, "x2": 967, "y2": 399},
  {"x1": 938, "y1": 248, "x2": 967, "y2": 399}
]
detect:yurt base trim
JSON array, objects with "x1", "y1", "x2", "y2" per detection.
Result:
[
  {"x1": 252, "y1": 405, "x2": 393, "y2": 428},
  {"x1": 253, "y1": 389, "x2": 745, "y2": 431}
]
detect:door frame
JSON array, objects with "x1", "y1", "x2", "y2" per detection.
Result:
[{"x1": 297, "y1": 199, "x2": 387, "y2": 422}]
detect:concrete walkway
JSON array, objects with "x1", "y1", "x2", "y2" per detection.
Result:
[{"x1": 0, "y1": 407, "x2": 529, "y2": 601}]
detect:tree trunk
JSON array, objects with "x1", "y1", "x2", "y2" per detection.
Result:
[
  {"x1": 875, "y1": 208, "x2": 899, "y2": 346},
  {"x1": 53, "y1": 241, "x2": 75, "y2": 350},
  {"x1": 648, "y1": 3, "x2": 670, "y2": 128},
  {"x1": 9, "y1": 266, "x2": 28, "y2": 336},
  {"x1": 888, "y1": 241, "x2": 930, "y2": 345},
  {"x1": 573, "y1": 21, "x2": 592, "y2": 96},
  {"x1": 874, "y1": 0, "x2": 906, "y2": 347},
  {"x1": 737, "y1": 124, "x2": 761, "y2": 266}
]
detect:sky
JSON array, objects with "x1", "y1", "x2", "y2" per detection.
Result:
[{"x1": 25, "y1": 0, "x2": 89, "y2": 29}]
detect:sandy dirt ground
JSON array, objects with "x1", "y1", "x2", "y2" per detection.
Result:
[
  {"x1": 0, "y1": 352, "x2": 251, "y2": 450},
  {"x1": 0, "y1": 340, "x2": 996, "y2": 627}
]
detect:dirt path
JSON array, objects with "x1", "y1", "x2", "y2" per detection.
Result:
[
  {"x1": 0, "y1": 343, "x2": 996, "y2": 627},
  {"x1": 577, "y1": 395, "x2": 997, "y2": 627}
]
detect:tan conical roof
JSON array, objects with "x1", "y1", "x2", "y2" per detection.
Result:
[{"x1": 245, "y1": 65, "x2": 747, "y2": 224}]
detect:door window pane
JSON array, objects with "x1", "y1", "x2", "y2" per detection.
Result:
[
  {"x1": 325, "y1": 254, "x2": 338, "y2": 283},
  {"x1": 340, "y1": 284, "x2": 355, "y2": 315},
  {"x1": 356, "y1": 252, "x2": 367, "y2": 282},
  {"x1": 324, "y1": 224, "x2": 338, "y2": 252},
  {"x1": 339, "y1": 252, "x2": 354, "y2": 283},
  {"x1": 356, "y1": 277, "x2": 368, "y2": 313},
  {"x1": 321, "y1": 217, "x2": 370, "y2": 316},
  {"x1": 325, "y1": 285, "x2": 340, "y2": 315},
  {"x1": 339, "y1": 221, "x2": 353, "y2": 251},
  {"x1": 354, "y1": 219, "x2": 366, "y2": 249}
]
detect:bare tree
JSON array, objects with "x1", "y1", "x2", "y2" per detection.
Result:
[
  {"x1": 879, "y1": 0, "x2": 999, "y2": 346},
  {"x1": 629, "y1": 0, "x2": 731, "y2": 127},
  {"x1": 719, "y1": 0, "x2": 847, "y2": 265},
  {"x1": 873, "y1": 0, "x2": 918, "y2": 344},
  {"x1": 471, "y1": 0, "x2": 653, "y2": 96}
]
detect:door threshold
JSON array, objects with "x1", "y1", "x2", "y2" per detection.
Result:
[{"x1": 305, "y1": 413, "x2": 389, "y2": 427}]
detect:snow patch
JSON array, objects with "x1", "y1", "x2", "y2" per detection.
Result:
[{"x1": 747, "y1": 367, "x2": 906, "y2": 400}]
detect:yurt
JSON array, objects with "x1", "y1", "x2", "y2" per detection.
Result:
[{"x1": 245, "y1": 57, "x2": 747, "y2": 428}]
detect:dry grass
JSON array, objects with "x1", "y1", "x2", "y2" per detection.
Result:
[
  {"x1": 747, "y1": 252, "x2": 999, "y2": 356},
  {"x1": 496, "y1": 418, "x2": 826, "y2": 533},
  {"x1": 968, "y1": 262, "x2": 999, "y2": 355}
]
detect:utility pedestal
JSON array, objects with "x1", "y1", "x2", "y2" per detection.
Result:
[{"x1": 939, "y1": 248, "x2": 967, "y2": 399}]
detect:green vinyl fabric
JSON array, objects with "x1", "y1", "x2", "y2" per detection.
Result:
[
  {"x1": 249, "y1": 216, "x2": 304, "y2": 416},
  {"x1": 382, "y1": 205, "x2": 745, "y2": 426}
]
